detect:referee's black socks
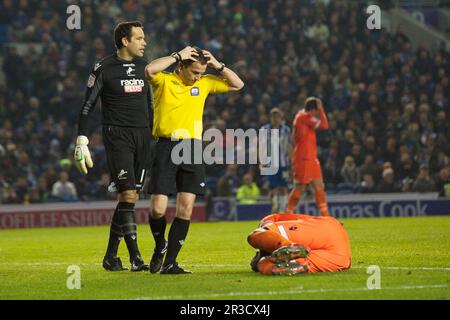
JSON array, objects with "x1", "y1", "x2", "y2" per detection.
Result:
[
  {"x1": 149, "y1": 214, "x2": 167, "y2": 252},
  {"x1": 118, "y1": 202, "x2": 141, "y2": 261},
  {"x1": 164, "y1": 217, "x2": 190, "y2": 266}
]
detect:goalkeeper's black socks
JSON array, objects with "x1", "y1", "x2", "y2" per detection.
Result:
[
  {"x1": 105, "y1": 204, "x2": 124, "y2": 258},
  {"x1": 118, "y1": 202, "x2": 141, "y2": 261},
  {"x1": 149, "y1": 214, "x2": 167, "y2": 252},
  {"x1": 163, "y1": 217, "x2": 190, "y2": 266}
]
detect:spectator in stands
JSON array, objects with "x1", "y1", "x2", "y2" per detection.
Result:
[
  {"x1": 435, "y1": 167, "x2": 450, "y2": 197},
  {"x1": 41, "y1": 164, "x2": 59, "y2": 192},
  {"x1": 431, "y1": 151, "x2": 449, "y2": 174},
  {"x1": 376, "y1": 168, "x2": 401, "y2": 193},
  {"x1": 359, "y1": 155, "x2": 380, "y2": 183},
  {"x1": 59, "y1": 158, "x2": 78, "y2": 181},
  {"x1": 383, "y1": 137, "x2": 398, "y2": 165},
  {"x1": 29, "y1": 188, "x2": 43, "y2": 204},
  {"x1": 51, "y1": 171, "x2": 78, "y2": 201},
  {"x1": 400, "y1": 177, "x2": 414, "y2": 193},
  {"x1": 362, "y1": 136, "x2": 379, "y2": 160},
  {"x1": 351, "y1": 144, "x2": 364, "y2": 167},
  {"x1": 329, "y1": 84, "x2": 350, "y2": 111},
  {"x1": 412, "y1": 164, "x2": 436, "y2": 193},
  {"x1": 383, "y1": 162, "x2": 393, "y2": 170},
  {"x1": 236, "y1": 173, "x2": 261, "y2": 205},
  {"x1": 36, "y1": 176, "x2": 49, "y2": 203},
  {"x1": 74, "y1": 175, "x2": 92, "y2": 202},
  {"x1": 397, "y1": 150, "x2": 417, "y2": 181},
  {"x1": 217, "y1": 164, "x2": 239, "y2": 197},
  {"x1": 13, "y1": 175, "x2": 29, "y2": 203},
  {"x1": 322, "y1": 143, "x2": 341, "y2": 187},
  {"x1": 92, "y1": 173, "x2": 117, "y2": 201},
  {"x1": 2, "y1": 185, "x2": 20, "y2": 204},
  {"x1": 2, "y1": 47, "x2": 24, "y2": 91},
  {"x1": 400, "y1": 123, "x2": 421, "y2": 156},
  {"x1": 306, "y1": 16, "x2": 330, "y2": 43},
  {"x1": 360, "y1": 174, "x2": 376, "y2": 194},
  {"x1": 16, "y1": 150, "x2": 38, "y2": 186},
  {"x1": 340, "y1": 156, "x2": 360, "y2": 188},
  {"x1": 0, "y1": 173, "x2": 11, "y2": 203},
  {"x1": 340, "y1": 129, "x2": 356, "y2": 159}
]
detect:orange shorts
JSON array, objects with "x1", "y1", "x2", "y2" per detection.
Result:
[{"x1": 292, "y1": 158, "x2": 323, "y2": 184}]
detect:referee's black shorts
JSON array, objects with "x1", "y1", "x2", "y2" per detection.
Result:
[
  {"x1": 102, "y1": 125, "x2": 154, "y2": 193},
  {"x1": 148, "y1": 138, "x2": 206, "y2": 196}
]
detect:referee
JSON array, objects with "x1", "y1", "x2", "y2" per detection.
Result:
[
  {"x1": 74, "y1": 21, "x2": 152, "y2": 272},
  {"x1": 145, "y1": 46, "x2": 244, "y2": 274}
]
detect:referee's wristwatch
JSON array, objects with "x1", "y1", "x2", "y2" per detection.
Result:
[
  {"x1": 216, "y1": 62, "x2": 226, "y2": 72},
  {"x1": 171, "y1": 52, "x2": 181, "y2": 62}
]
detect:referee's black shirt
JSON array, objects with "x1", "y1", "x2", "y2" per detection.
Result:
[{"x1": 77, "y1": 53, "x2": 153, "y2": 136}]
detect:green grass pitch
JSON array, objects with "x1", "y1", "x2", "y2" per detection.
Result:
[{"x1": 0, "y1": 216, "x2": 449, "y2": 300}]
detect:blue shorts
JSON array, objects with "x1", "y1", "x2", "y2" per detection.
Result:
[{"x1": 265, "y1": 166, "x2": 290, "y2": 190}]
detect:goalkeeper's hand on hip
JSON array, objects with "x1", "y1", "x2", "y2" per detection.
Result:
[{"x1": 74, "y1": 135, "x2": 93, "y2": 174}]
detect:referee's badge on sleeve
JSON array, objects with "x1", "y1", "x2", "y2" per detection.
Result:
[
  {"x1": 190, "y1": 87, "x2": 199, "y2": 96},
  {"x1": 87, "y1": 73, "x2": 96, "y2": 88}
]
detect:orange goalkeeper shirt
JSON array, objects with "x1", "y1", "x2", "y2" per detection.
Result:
[
  {"x1": 260, "y1": 213, "x2": 350, "y2": 256},
  {"x1": 292, "y1": 109, "x2": 328, "y2": 161}
]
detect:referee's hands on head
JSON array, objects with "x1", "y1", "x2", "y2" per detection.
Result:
[{"x1": 178, "y1": 46, "x2": 199, "y2": 62}]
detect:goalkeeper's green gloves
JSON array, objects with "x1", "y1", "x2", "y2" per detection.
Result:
[{"x1": 74, "y1": 135, "x2": 93, "y2": 174}]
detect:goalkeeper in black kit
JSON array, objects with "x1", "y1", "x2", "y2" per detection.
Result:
[{"x1": 74, "y1": 21, "x2": 153, "y2": 271}]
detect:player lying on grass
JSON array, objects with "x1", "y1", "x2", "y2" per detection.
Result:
[{"x1": 247, "y1": 213, "x2": 351, "y2": 275}]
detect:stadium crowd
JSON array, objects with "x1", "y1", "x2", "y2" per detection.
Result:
[{"x1": 0, "y1": 0, "x2": 449, "y2": 204}]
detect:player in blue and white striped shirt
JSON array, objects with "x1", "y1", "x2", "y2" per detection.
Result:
[{"x1": 260, "y1": 108, "x2": 292, "y2": 212}]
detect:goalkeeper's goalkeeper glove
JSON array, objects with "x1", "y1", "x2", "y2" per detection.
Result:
[{"x1": 74, "y1": 135, "x2": 93, "y2": 174}]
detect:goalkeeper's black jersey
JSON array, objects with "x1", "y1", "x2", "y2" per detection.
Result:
[{"x1": 77, "y1": 53, "x2": 153, "y2": 136}]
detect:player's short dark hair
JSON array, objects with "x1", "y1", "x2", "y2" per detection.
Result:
[
  {"x1": 114, "y1": 21, "x2": 143, "y2": 49},
  {"x1": 181, "y1": 47, "x2": 208, "y2": 67},
  {"x1": 304, "y1": 97, "x2": 318, "y2": 111}
]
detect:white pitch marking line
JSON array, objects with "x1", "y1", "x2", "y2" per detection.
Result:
[
  {"x1": 184, "y1": 265, "x2": 450, "y2": 271},
  {"x1": 352, "y1": 266, "x2": 450, "y2": 271},
  {"x1": 0, "y1": 263, "x2": 449, "y2": 271},
  {"x1": 131, "y1": 284, "x2": 449, "y2": 300},
  {"x1": 0, "y1": 262, "x2": 102, "y2": 266}
]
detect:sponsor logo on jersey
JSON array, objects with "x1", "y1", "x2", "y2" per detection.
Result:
[
  {"x1": 87, "y1": 74, "x2": 96, "y2": 88},
  {"x1": 190, "y1": 87, "x2": 199, "y2": 96},
  {"x1": 118, "y1": 169, "x2": 128, "y2": 180},
  {"x1": 120, "y1": 78, "x2": 145, "y2": 93},
  {"x1": 126, "y1": 66, "x2": 135, "y2": 76}
]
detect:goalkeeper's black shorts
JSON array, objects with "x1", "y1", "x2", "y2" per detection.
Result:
[
  {"x1": 148, "y1": 138, "x2": 206, "y2": 196},
  {"x1": 102, "y1": 125, "x2": 154, "y2": 193}
]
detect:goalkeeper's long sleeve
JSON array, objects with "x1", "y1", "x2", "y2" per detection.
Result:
[{"x1": 78, "y1": 63, "x2": 104, "y2": 136}]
